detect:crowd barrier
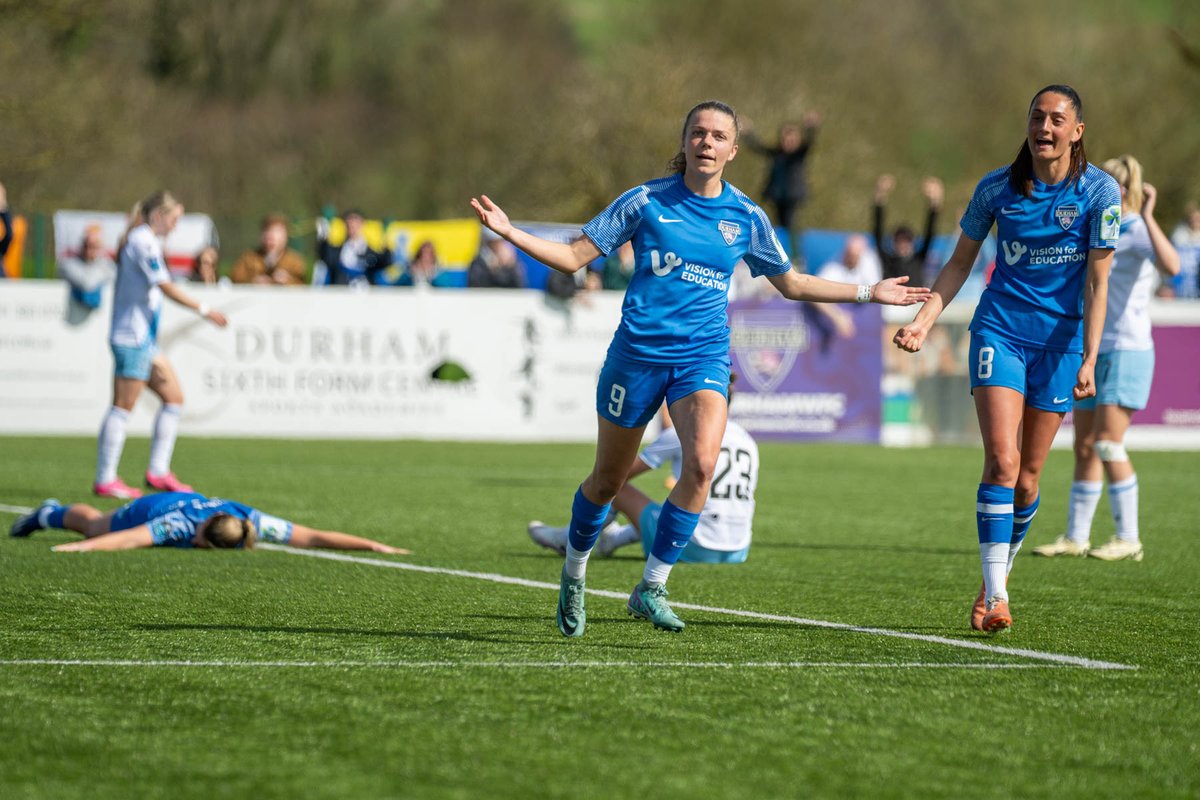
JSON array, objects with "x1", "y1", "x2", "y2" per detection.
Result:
[{"x1": 2, "y1": 280, "x2": 1198, "y2": 447}]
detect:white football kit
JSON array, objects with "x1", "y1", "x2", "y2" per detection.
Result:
[
  {"x1": 110, "y1": 224, "x2": 171, "y2": 348},
  {"x1": 638, "y1": 419, "x2": 759, "y2": 552}
]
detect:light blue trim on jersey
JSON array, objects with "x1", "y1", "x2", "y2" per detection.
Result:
[
  {"x1": 962, "y1": 164, "x2": 1121, "y2": 353},
  {"x1": 582, "y1": 174, "x2": 790, "y2": 365}
]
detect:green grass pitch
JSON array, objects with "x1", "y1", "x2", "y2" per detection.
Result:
[{"x1": 1, "y1": 435, "x2": 1197, "y2": 799}]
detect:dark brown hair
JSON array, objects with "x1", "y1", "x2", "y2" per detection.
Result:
[
  {"x1": 1009, "y1": 84, "x2": 1087, "y2": 198},
  {"x1": 205, "y1": 514, "x2": 257, "y2": 549},
  {"x1": 668, "y1": 100, "x2": 740, "y2": 175}
]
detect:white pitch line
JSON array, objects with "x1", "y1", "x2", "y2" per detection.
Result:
[
  {"x1": 0, "y1": 658, "x2": 1068, "y2": 670},
  {"x1": 258, "y1": 544, "x2": 1138, "y2": 671},
  {"x1": 0, "y1": 502, "x2": 1139, "y2": 672}
]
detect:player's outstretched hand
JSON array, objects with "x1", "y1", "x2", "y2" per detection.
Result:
[
  {"x1": 470, "y1": 195, "x2": 513, "y2": 239},
  {"x1": 373, "y1": 543, "x2": 411, "y2": 555},
  {"x1": 206, "y1": 309, "x2": 228, "y2": 328},
  {"x1": 1073, "y1": 362, "x2": 1097, "y2": 401},
  {"x1": 873, "y1": 276, "x2": 931, "y2": 306},
  {"x1": 893, "y1": 320, "x2": 929, "y2": 353}
]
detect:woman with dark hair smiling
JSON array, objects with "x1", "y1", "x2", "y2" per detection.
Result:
[{"x1": 894, "y1": 85, "x2": 1122, "y2": 633}]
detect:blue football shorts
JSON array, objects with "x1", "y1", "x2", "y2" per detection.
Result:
[
  {"x1": 968, "y1": 332, "x2": 1082, "y2": 413},
  {"x1": 111, "y1": 342, "x2": 158, "y2": 381},
  {"x1": 1074, "y1": 349, "x2": 1155, "y2": 411},
  {"x1": 638, "y1": 503, "x2": 749, "y2": 564},
  {"x1": 596, "y1": 354, "x2": 730, "y2": 428}
]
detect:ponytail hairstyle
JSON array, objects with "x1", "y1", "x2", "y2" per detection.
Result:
[
  {"x1": 204, "y1": 513, "x2": 257, "y2": 549},
  {"x1": 667, "y1": 100, "x2": 740, "y2": 175},
  {"x1": 140, "y1": 189, "x2": 182, "y2": 227},
  {"x1": 1009, "y1": 84, "x2": 1087, "y2": 198},
  {"x1": 1100, "y1": 154, "x2": 1144, "y2": 214}
]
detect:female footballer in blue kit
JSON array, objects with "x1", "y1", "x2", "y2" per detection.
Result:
[
  {"x1": 894, "y1": 85, "x2": 1122, "y2": 633},
  {"x1": 11, "y1": 494, "x2": 409, "y2": 554},
  {"x1": 472, "y1": 100, "x2": 929, "y2": 636}
]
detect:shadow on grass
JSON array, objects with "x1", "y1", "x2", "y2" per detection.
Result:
[{"x1": 754, "y1": 541, "x2": 965, "y2": 557}]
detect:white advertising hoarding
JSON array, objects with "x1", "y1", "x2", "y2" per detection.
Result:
[{"x1": 0, "y1": 281, "x2": 623, "y2": 442}]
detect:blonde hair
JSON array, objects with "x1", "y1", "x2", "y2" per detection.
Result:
[
  {"x1": 1100, "y1": 154, "x2": 1144, "y2": 214},
  {"x1": 140, "y1": 190, "x2": 182, "y2": 225},
  {"x1": 205, "y1": 514, "x2": 257, "y2": 549}
]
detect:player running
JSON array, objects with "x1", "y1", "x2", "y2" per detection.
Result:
[
  {"x1": 894, "y1": 85, "x2": 1121, "y2": 633},
  {"x1": 472, "y1": 100, "x2": 928, "y2": 636},
  {"x1": 95, "y1": 191, "x2": 228, "y2": 500},
  {"x1": 530, "y1": 386, "x2": 760, "y2": 564},
  {"x1": 10, "y1": 493, "x2": 409, "y2": 554},
  {"x1": 1034, "y1": 155, "x2": 1179, "y2": 562}
]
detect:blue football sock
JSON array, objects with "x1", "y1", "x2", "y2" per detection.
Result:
[
  {"x1": 977, "y1": 483, "x2": 1014, "y2": 600},
  {"x1": 566, "y1": 487, "x2": 611, "y2": 553},
  {"x1": 647, "y1": 500, "x2": 701, "y2": 567},
  {"x1": 1007, "y1": 494, "x2": 1039, "y2": 574},
  {"x1": 45, "y1": 504, "x2": 68, "y2": 530}
]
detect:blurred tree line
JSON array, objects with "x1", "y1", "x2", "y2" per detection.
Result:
[{"x1": 1, "y1": 0, "x2": 1198, "y2": 253}]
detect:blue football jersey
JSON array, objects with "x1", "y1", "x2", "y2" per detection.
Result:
[
  {"x1": 582, "y1": 175, "x2": 791, "y2": 364},
  {"x1": 961, "y1": 163, "x2": 1121, "y2": 352},
  {"x1": 130, "y1": 492, "x2": 293, "y2": 547}
]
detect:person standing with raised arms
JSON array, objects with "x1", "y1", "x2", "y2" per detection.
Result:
[
  {"x1": 894, "y1": 85, "x2": 1122, "y2": 633},
  {"x1": 472, "y1": 100, "x2": 928, "y2": 637}
]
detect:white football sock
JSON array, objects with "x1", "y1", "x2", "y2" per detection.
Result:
[
  {"x1": 1109, "y1": 475, "x2": 1139, "y2": 543},
  {"x1": 1006, "y1": 541, "x2": 1023, "y2": 576},
  {"x1": 609, "y1": 523, "x2": 641, "y2": 549},
  {"x1": 642, "y1": 554, "x2": 673, "y2": 586},
  {"x1": 980, "y1": 542, "x2": 1010, "y2": 601},
  {"x1": 95, "y1": 406, "x2": 130, "y2": 485},
  {"x1": 1066, "y1": 480, "x2": 1103, "y2": 544},
  {"x1": 564, "y1": 544, "x2": 590, "y2": 580},
  {"x1": 148, "y1": 403, "x2": 183, "y2": 476}
]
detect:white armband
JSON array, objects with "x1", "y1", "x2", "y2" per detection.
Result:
[
  {"x1": 855, "y1": 284, "x2": 873, "y2": 303},
  {"x1": 197, "y1": 303, "x2": 210, "y2": 317}
]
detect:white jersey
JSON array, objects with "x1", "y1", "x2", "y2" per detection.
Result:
[
  {"x1": 1102, "y1": 213, "x2": 1156, "y2": 353},
  {"x1": 110, "y1": 224, "x2": 171, "y2": 347},
  {"x1": 638, "y1": 420, "x2": 759, "y2": 552}
]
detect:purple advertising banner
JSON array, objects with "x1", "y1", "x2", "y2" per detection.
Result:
[
  {"x1": 727, "y1": 298, "x2": 882, "y2": 442},
  {"x1": 1139, "y1": 325, "x2": 1200, "y2": 426}
]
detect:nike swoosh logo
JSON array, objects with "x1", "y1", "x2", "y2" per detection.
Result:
[
  {"x1": 1000, "y1": 205, "x2": 1022, "y2": 216},
  {"x1": 980, "y1": 517, "x2": 1005, "y2": 522},
  {"x1": 658, "y1": 214, "x2": 684, "y2": 223},
  {"x1": 1053, "y1": 396, "x2": 1069, "y2": 404},
  {"x1": 703, "y1": 378, "x2": 724, "y2": 386}
]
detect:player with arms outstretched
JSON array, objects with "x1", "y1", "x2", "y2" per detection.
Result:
[
  {"x1": 473, "y1": 100, "x2": 928, "y2": 636},
  {"x1": 11, "y1": 493, "x2": 409, "y2": 554},
  {"x1": 894, "y1": 85, "x2": 1121, "y2": 632}
]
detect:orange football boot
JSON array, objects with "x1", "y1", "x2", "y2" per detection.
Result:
[{"x1": 981, "y1": 597, "x2": 1012, "y2": 633}]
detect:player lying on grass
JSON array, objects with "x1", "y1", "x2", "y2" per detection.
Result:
[
  {"x1": 530, "y1": 383, "x2": 759, "y2": 564},
  {"x1": 10, "y1": 492, "x2": 409, "y2": 554}
]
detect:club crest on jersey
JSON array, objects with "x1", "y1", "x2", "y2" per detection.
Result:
[
  {"x1": 1054, "y1": 204, "x2": 1080, "y2": 230},
  {"x1": 729, "y1": 310, "x2": 809, "y2": 393},
  {"x1": 718, "y1": 220, "x2": 741, "y2": 246}
]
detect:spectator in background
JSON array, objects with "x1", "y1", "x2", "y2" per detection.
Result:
[
  {"x1": 742, "y1": 112, "x2": 821, "y2": 266},
  {"x1": 601, "y1": 240, "x2": 635, "y2": 291},
  {"x1": 813, "y1": 235, "x2": 881, "y2": 338},
  {"x1": 231, "y1": 214, "x2": 306, "y2": 286},
  {"x1": 0, "y1": 181, "x2": 11, "y2": 272},
  {"x1": 58, "y1": 225, "x2": 116, "y2": 321},
  {"x1": 1169, "y1": 202, "x2": 1200, "y2": 299},
  {"x1": 468, "y1": 229, "x2": 525, "y2": 288},
  {"x1": 314, "y1": 209, "x2": 390, "y2": 286},
  {"x1": 191, "y1": 246, "x2": 220, "y2": 285},
  {"x1": 382, "y1": 240, "x2": 456, "y2": 288},
  {"x1": 874, "y1": 174, "x2": 943, "y2": 286}
]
